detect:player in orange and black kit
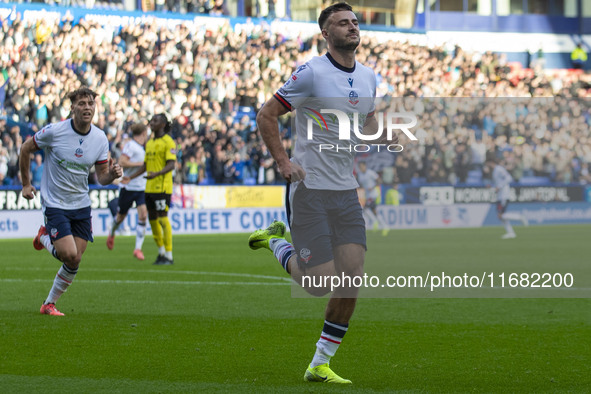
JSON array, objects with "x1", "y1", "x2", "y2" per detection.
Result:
[{"x1": 126, "y1": 114, "x2": 176, "y2": 265}]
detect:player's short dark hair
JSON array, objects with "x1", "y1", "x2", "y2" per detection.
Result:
[
  {"x1": 130, "y1": 123, "x2": 147, "y2": 136},
  {"x1": 68, "y1": 87, "x2": 98, "y2": 105},
  {"x1": 318, "y1": 2, "x2": 353, "y2": 30}
]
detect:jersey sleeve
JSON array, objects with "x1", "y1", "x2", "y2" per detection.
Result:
[
  {"x1": 121, "y1": 141, "x2": 133, "y2": 158},
  {"x1": 33, "y1": 123, "x2": 55, "y2": 150},
  {"x1": 274, "y1": 62, "x2": 314, "y2": 111},
  {"x1": 95, "y1": 137, "x2": 109, "y2": 165},
  {"x1": 165, "y1": 137, "x2": 177, "y2": 162}
]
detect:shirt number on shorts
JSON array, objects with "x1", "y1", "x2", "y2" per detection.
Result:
[{"x1": 155, "y1": 199, "x2": 167, "y2": 211}]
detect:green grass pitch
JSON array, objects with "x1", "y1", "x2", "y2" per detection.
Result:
[{"x1": 1, "y1": 225, "x2": 589, "y2": 393}]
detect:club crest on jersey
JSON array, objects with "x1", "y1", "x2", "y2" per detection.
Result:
[
  {"x1": 349, "y1": 91, "x2": 359, "y2": 105},
  {"x1": 50, "y1": 228, "x2": 58, "y2": 239},
  {"x1": 74, "y1": 148, "x2": 84, "y2": 158}
]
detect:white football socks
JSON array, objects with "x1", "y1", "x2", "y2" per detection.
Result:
[{"x1": 45, "y1": 263, "x2": 78, "y2": 304}]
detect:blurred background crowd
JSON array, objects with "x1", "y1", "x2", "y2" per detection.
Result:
[{"x1": 0, "y1": 13, "x2": 590, "y2": 188}]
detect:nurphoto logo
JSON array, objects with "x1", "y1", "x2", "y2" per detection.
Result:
[{"x1": 304, "y1": 108, "x2": 418, "y2": 153}]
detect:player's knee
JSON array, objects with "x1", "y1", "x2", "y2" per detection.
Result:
[
  {"x1": 60, "y1": 252, "x2": 81, "y2": 267},
  {"x1": 344, "y1": 264, "x2": 364, "y2": 278},
  {"x1": 299, "y1": 269, "x2": 335, "y2": 297}
]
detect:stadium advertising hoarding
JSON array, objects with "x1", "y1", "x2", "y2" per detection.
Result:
[
  {"x1": 2, "y1": 185, "x2": 587, "y2": 211},
  {"x1": 0, "y1": 207, "x2": 288, "y2": 239},
  {"x1": 0, "y1": 188, "x2": 118, "y2": 211},
  {"x1": 0, "y1": 186, "x2": 285, "y2": 211},
  {"x1": 1, "y1": 202, "x2": 590, "y2": 239},
  {"x1": 172, "y1": 185, "x2": 285, "y2": 209},
  {"x1": 402, "y1": 185, "x2": 588, "y2": 205}
]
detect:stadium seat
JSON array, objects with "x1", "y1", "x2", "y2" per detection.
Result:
[
  {"x1": 466, "y1": 170, "x2": 483, "y2": 184},
  {"x1": 519, "y1": 176, "x2": 551, "y2": 185},
  {"x1": 238, "y1": 106, "x2": 254, "y2": 114}
]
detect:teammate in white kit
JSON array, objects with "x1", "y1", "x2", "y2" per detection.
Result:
[
  {"x1": 19, "y1": 87, "x2": 123, "y2": 316},
  {"x1": 485, "y1": 154, "x2": 528, "y2": 239},
  {"x1": 107, "y1": 123, "x2": 148, "y2": 260},
  {"x1": 249, "y1": 2, "x2": 397, "y2": 383}
]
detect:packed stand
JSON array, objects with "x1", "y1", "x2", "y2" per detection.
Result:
[{"x1": 0, "y1": 13, "x2": 590, "y2": 188}]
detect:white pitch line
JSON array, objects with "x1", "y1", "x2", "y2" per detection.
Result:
[
  {"x1": 0, "y1": 278, "x2": 290, "y2": 286},
  {"x1": 3, "y1": 267, "x2": 291, "y2": 282}
]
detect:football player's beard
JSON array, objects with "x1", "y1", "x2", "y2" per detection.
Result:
[{"x1": 334, "y1": 36, "x2": 360, "y2": 51}]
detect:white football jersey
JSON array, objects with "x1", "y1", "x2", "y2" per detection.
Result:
[
  {"x1": 275, "y1": 53, "x2": 376, "y2": 190},
  {"x1": 34, "y1": 119, "x2": 109, "y2": 209},
  {"x1": 121, "y1": 139, "x2": 146, "y2": 191},
  {"x1": 492, "y1": 164, "x2": 513, "y2": 203}
]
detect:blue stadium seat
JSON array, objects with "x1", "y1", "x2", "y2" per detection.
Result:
[
  {"x1": 238, "y1": 106, "x2": 254, "y2": 114},
  {"x1": 519, "y1": 176, "x2": 551, "y2": 185},
  {"x1": 466, "y1": 170, "x2": 483, "y2": 184},
  {"x1": 243, "y1": 177, "x2": 256, "y2": 185}
]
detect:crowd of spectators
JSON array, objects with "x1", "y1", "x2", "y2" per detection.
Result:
[
  {"x1": 0, "y1": 12, "x2": 590, "y2": 189},
  {"x1": 31, "y1": 0, "x2": 229, "y2": 15}
]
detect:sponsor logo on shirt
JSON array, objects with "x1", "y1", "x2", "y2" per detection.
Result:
[
  {"x1": 57, "y1": 158, "x2": 86, "y2": 171},
  {"x1": 296, "y1": 65, "x2": 307, "y2": 73}
]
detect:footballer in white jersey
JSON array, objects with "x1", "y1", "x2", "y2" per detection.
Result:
[
  {"x1": 485, "y1": 154, "x2": 528, "y2": 239},
  {"x1": 274, "y1": 52, "x2": 376, "y2": 191},
  {"x1": 107, "y1": 123, "x2": 149, "y2": 261},
  {"x1": 20, "y1": 87, "x2": 122, "y2": 317},
  {"x1": 249, "y1": 3, "x2": 398, "y2": 384},
  {"x1": 32, "y1": 119, "x2": 109, "y2": 209},
  {"x1": 492, "y1": 164, "x2": 512, "y2": 206},
  {"x1": 120, "y1": 138, "x2": 147, "y2": 192}
]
